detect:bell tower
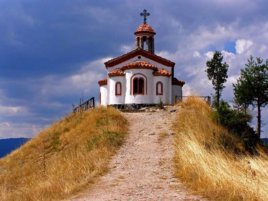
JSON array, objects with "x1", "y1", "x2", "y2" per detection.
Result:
[{"x1": 134, "y1": 9, "x2": 156, "y2": 54}]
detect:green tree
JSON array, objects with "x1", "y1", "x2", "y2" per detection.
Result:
[
  {"x1": 233, "y1": 56, "x2": 268, "y2": 138},
  {"x1": 206, "y1": 51, "x2": 229, "y2": 108}
]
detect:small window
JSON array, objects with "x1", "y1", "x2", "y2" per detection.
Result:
[
  {"x1": 141, "y1": 36, "x2": 147, "y2": 49},
  {"x1": 115, "y1": 82, "x2": 122, "y2": 96},
  {"x1": 156, "y1": 82, "x2": 163, "y2": 95},
  {"x1": 133, "y1": 77, "x2": 144, "y2": 95}
]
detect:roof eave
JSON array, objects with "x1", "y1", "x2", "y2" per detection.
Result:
[{"x1": 104, "y1": 48, "x2": 175, "y2": 68}]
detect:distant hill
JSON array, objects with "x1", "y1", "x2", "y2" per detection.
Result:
[
  {"x1": 261, "y1": 138, "x2": 268, "y2": 145},
  {"x1": 0, "y1": 138, "x2": 30, "y2": 158}
]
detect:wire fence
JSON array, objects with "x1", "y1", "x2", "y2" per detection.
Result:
[{"x1": 73, "y1": 97, "x2": 95, "y2": 113}]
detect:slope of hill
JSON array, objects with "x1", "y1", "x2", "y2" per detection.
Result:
[
  {"x1": 173, "y1": 98, "x2": 268, "y2": 201},
  {"x1": 0, "y1": 138, "x2": 30, "y2": 158},
  {"x1": 0, "y1": 107, "x2": 128, "y2": 201}
]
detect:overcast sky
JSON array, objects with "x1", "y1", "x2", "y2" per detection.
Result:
[{"x1": 0, "y1": 0, "x2": 268, "y2": 139}]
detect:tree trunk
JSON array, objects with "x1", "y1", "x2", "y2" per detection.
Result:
[
  {"x1": 256, "y1": 102, "x2": 261, "y2": 139},
  {"x1": 216, "y1": 88, "x2": 220, "y2": 108}
]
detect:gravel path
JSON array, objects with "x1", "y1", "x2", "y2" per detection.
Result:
[{"x1": 71, "y1": 109, "x2": 205, "y2": 201}]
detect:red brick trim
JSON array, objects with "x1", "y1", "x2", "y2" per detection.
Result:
[
  {"x1": 98, "y1": 79, "x2": 107, "y2": 86},
  {"x1": 108, "y1": 69, "x2": 125, "y2": 77},
  {"x1": 121, "y1": 61, "x2": 158, "y2": 71},
  {"x1": 153, "y1": 69, "x2": 171, "y2": 77}
]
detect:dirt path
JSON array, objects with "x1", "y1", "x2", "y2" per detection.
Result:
[{"x1": 71, "y1": 109, "x2": 205, "y2": 201}]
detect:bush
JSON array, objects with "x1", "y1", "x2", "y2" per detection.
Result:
[{"x1": 214, "y1": 101, "x2": 258, "y2": 153}]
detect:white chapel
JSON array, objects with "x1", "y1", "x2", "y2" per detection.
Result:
[{"x1": 98, "y1": 10, "x2": 184, "y2": 107}]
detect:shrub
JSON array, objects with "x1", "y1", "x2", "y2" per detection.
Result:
[{"x1": 214, "y1": 100, "x2": 258, "y2": 153}]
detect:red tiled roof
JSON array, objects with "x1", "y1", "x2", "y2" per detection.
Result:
[
  {"x1": 135, "y1": 23, "x2": 156, "y2": 35},
  {"x1": 153, "y1": 69, "x2": 172, "y2": 77},
  {"x1": 98, "y1": 79, "x2": 107, "y2": 86},
  {"x1": 121, "y1": 60, "x2": 158, "y2": 71},
  {"x1": 172, "y1": 78, "x2": 185, "y2": 86},
  {"x1": 105, "y1": 48, "x2": 175, "y2": 68},
  {"x1": 108, "y1": 69, "x2": 125, "y2": 77},
  {"x1": 121, "y1": 61, "x2": 157, "y2": 70}
]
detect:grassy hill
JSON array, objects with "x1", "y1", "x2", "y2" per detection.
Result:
[
  {"x1": 173, "y1": 98, "x2": 268, "y2": 201},
  {"x1": 0, "y1": 107, "x2": 128, "y2": 201}
]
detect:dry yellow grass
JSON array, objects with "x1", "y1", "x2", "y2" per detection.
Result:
[
  {"x1": 173, "y1": 98, "x2": 268, "y2": 201},
  {"x1": 0, "y1": 107, "x2": 128, "y2": 201}
]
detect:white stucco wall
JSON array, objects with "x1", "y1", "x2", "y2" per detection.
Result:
[
  {"x1": 100, "y1": 85, "x2": 108, "y2": 106},
  {"x1": 101, "y1": 75, "x2": 181, "y2": 106},
  {"x1": 100, "y1": 55, "x2": 182, "y2": 106},
  {"x1": 124, "y1": 68, "x2": 154, "y2": 104},
  {"x1": 153, "y1": 76, "x2": 171, "y2": 105},
  {"x1": 172, "y1": 85, "x2": 182, "y2": 104},
  {"x1": 108, "y1": 76, "x2": 125, "y2": 105}
]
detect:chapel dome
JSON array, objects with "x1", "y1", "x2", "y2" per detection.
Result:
[{"x1": 135, "y1": 23, "x2": 156, "y2": 35}]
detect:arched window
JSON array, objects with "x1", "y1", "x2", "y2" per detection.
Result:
[
  {"x1": 133, "y1": 77, "x2": 144, "y2": 95},
  {"x1": 141, "y1": 36, "x2": 147, "y2": 49},
  {"x1": 136, "y1": 37, "x2": 140, "y2": 47},
  {"x1": 115, "y1": 82, "x2": 122, "y2": 96},
  {"x1": 156, "y1": 82, "x2": 163, "y2": 95},
  {"x1": 148, "y1": 37, "x2": 154, "y2": 52}
]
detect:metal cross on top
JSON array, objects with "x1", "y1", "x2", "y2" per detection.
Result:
[{"x1": 140, "y1": 9, "x2": 150, "y2": 24}]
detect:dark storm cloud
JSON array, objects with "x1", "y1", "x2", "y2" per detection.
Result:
[{"x1": 0, "y1": 1, "x2": 122, "y2": 78}]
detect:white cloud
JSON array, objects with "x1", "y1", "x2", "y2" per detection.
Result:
[
  {"x1": 0, "y1": 122, "x2": 10, "y2": 128},
  {"x1": 205, "y1": 51, "x2": 214, "y2": 59},
  {"x1": 0, "y1": 122, "x2": 42, "y2": 139},
  {"x1": 0, "y1": 57, "x2": 112, "y2": 138},
  {"x1": 235, "y1": 39, "x2": 253, "y2": 54},
  {"x1": 186, "y1": 24, "x2": 235, "y2": 51},
  {"x1": 259, "y1": 45, "x2": 267, "y2": 53},
  {"x1": 157, "y1": 50, "x2": 175, "y2": 61},
  {"x1": 221, "y1": 50, "x2": 235, "y2": 61},
  {"x1": 120, "y1": 44, "x2": 133, "y2": 53},
  {"x1": 0, "y1": 105, "x2": 27, "y2": 116},
  {"x1": 226, "y1": 75, "x2": 240, "y2": 86},
  {"x1": 193, "y1": 51, "x2": 201, "y2": 58},
  {"x1": 40, "y1": 57, "x2": 109, "y2": 98}
]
